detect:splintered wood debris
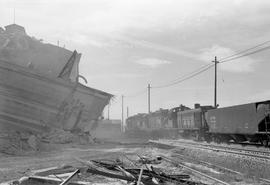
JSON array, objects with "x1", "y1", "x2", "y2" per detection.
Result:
[{"x1": 9, "y1": 155, "x2": 209, "y2": 185}]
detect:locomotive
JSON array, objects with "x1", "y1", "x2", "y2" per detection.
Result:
[{"x1": 126, "y1": 100, "x2": 270, "y2": 147}]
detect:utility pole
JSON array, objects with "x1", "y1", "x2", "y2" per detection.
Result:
[
  {"x1": 121, "y1": 95, "x2": 124, "y2": 132},
  {"x1": 212, "y1": 56, "x2": 219, "y2": 108},
  {"x1": 107, "y1": 101, "x2": 110, "y2": 120},
  {"x1": 127, "y1": 106, "x2": 129, "y2": 118},
  {"x1": 148, "y1": 84, "x2": 151, "y2": 113},
  {"x1": 13, "y1": 8, "x2": 16, "y2": 24}
]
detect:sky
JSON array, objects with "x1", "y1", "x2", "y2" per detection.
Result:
[{"x1": 1, "y1": 0, "x2": 270, "y2": 119}]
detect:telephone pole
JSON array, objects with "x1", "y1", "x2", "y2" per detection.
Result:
[
  {"x1": 13, "y1": 8, "x2": 16, "y2": 24},
  {"x1": 212, "y1": 56, "x2": 219, "y2": 108},
  {"x1": 107, "y1": 101, "x2": 110, "y2": 120},
  {"x1": 121, "y1": 95, "x2": 124, "y2": 132},
  {"x1": 126, "y1": 106, "x2": 129, "y2": 118},
  {"x1": 148, "y1": 84, "x2": 151, "y2": 113}
]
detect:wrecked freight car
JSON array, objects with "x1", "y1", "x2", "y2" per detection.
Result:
[{"x1": 0, "y1": 24, "x2": 112, "y2": 151}]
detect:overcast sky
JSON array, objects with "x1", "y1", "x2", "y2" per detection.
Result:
[{"x1": 1, "y1": 0, "x2": 270, "y2": 119}]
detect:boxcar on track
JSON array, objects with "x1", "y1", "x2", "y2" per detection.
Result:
[{"x1": 205, "y1": 100, "x2": 270, "y2": 146}]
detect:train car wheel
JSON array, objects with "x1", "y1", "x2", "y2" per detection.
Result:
[
  {"x1": 204, "y1": 135, "x2": 212, "y2": 143},
  {"x1": 205, "y1": 137, "x2": 209, "y2": 143},
  {"x1": 262, "y1": 140, "x2": 268, "y2": 147},
  {"x1": 214, "y1": 136, "x2": 221, "y2": 144}
]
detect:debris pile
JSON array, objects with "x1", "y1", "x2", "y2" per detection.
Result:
[
  {"x1": 11, "y1": 155, "x2": 209, "y2": 185},
  {"x1": 0, "y1": 129, "x2": 99, "y2": 155},
  {"x1": 0, "y1": 132, "x2": 40, "y2": 155},
  {"x1": 41, "y1": 129, "x2": 98, "y2": 145},
  {"x1": 41, "y1": 129, "x2": 77, "y2": 144}
]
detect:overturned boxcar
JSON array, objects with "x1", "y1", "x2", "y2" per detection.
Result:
[{"x1": 0, "y1": 24, "x2": 112, "y2": 135}]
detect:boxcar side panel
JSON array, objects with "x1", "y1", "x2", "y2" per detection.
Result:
[{"x1": 206, "y1": 103, "x2": 265, "y2": 134}]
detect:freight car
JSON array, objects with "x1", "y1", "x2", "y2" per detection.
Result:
[
  {"x1": 126, "y1": 113, "x2": 148, "y2": 131},
  {"x1": 126, "y1": 109, "x2": 171, "y2": 131},
  {"x1": 125, "y1": 100, "x2": 270, "y2": 146},
  {"x1": 148, "y1": 109, "x2": 171, "y2": 129},
  {"x1": 125, "y1": 113, "x2": 150, "y2": 138},
  {"x1": 175, "y1": 101, "x2": 270, "y2": 146},
  {"x1": 126, "y1": 109, "x2": 180, "y2": 139},
  {"x1": 126, "y1": 106, "x2": 189, "y2": 131},
  {"x1": 205, "y1": 100, "x2": 270, "y2": 146}
]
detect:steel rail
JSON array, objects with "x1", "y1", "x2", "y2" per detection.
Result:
[
  {"x1": 179, "y1": 141, "x2": 270, "y2": 156},
  {"x1": 161, "y1": 155, "x2": 231, "y2": 185},
  {"x1": 178, "y1": 143, "x2": 270, "y2": 161},
  {"x1": 172, "y1": 152, "x2": 270, "y2": 184},
  {"x1": 172, "y1": 152, "x2": 242, "y2": 175},
  {"x1": 154, "y1": 140, "x2": 270, "y2": 161},
  {"x1": 151, "y1": 140, "x2": 270, "y2": 184}
]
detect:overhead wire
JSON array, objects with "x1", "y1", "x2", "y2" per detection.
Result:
[
  {"x1": 220, "y1": 45, "x2": 270, "y2": 63},
  {"x1": 151, "y1": 40, "x2": 270, "y2": 89},
  {"x1": 115, "y1": 40, "x2": 270, "y2": 107},
  {"x1": 109, "y1": 88, "x2": 147, "y2": 104},
  {"x1": 219, "y1": 40, "x2": 270, "y2": 61},
  {"x1": 112, "y1": 40, "x2": 270, "y2": 119},
  {"x1": 125, "y1": 88, "x2": 147, "y2": 98},
  {"x1": 152, "y1": 63, "x2": 214, "y2": 89},
  {"x1": 162, "y1": 63, "x2": 213, "y2": 83},
  {"x1": 109, "y1": 96, "x2": 120, "y2": 104}
]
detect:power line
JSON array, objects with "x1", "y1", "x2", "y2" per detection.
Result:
[
  {"x1": 110, "y1": 88, "x2": 147, "y2": 104},
  {"x1": 115, "y1": 41, "x2": 270, "y2": 119},
  {"x1": 166, "y1": 63, "x2": 213, "y2": 83},
  {"x1": 219, "y1": 40, "x2": 270, "y2": 61},
  {"x1": 220, "y1": 45, "x2": 270, "y2": 63},
  {"x1": 110, "y1": 96, "x2": 120, "y2": 104},
  {"x1": 125, "y1": 88, "x2": 147, "y2": 98},
  {"x1": 151, "y1": 40, "x2": 270, "y2": 89},
  {"x1": 115, "y1": 39, "x2": 270, "y2": 107},
  {"x1": 152, "y1": 63, "x2": 214, "y2": 89}
]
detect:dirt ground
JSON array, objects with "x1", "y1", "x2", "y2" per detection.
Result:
[
  {"x1": 0, "y1": 142, "x2": 143, "y2": 183},
  {"x1": 1, "y1": 139, "x2": 269, "y2": 185}
]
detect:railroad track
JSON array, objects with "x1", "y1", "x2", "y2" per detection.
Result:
[
  {"x1": 171, "y1": 152, "x2": 242, "y2": 175},
  {"x1": 161, "y1": 155, "x2": 231, "y2": 185},
  {"x1": 170, "y1": 152, "x2": 270, "y2": 184},
  {"x1": 151, "y1": 140, "x2": 270, "y2": 161},
  {"x1": 178, "y1": 142, "x2": 270, "y2": 161},
  {"x1": 150, "y1": 140, "x2": 270, "y2": 184},
  {"x1": 178, "y1": 140, "x2": 270, "y2": 156}
]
